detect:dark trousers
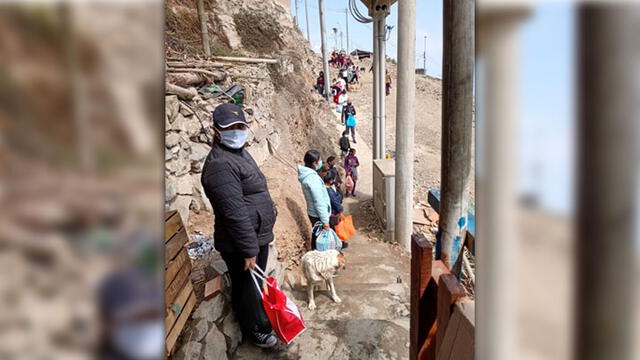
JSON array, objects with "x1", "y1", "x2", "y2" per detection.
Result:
[
  {"x1": 345, "y1": 125, "x2": 356, "y2": 141},
  {"x1": 220, "y1": 244, "x2": 272, "y2": 337}
]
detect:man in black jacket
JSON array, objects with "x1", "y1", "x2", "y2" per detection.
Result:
[
  {"x1": 201, "y1": 103, "x2": 278, "y2": 348},
  {"x1": 341, "y1": 99, "x2": 356, "y2": 125}
]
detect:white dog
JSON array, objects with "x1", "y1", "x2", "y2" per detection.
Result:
[{"x1": 301, "y1": 249, "x2": 346, "y2": 310}]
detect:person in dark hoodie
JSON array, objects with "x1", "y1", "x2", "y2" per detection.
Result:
[
  {"x1": 323, "y1": 172, "x2": 349, "y2": 249},
  {"x1": 201, "y1": 103, "x2": 278, "y2": 348},
  {"x1": 326, "y1": 156, "x2": 343, "y2": 200},
  {"x1": 339, "y1": 131, "x2": 351, "y2": 158},
  {"x1": 323, "y1": 172, "x2": 343, "y2": 216}
]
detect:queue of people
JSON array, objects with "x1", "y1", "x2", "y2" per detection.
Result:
[
  {"x1": 298, "y1": 150, "x2": 356, "y2": 251},
  {"x1": 202, "y1": 58, "x2": 364, "y2": 348},
  {"x1": 329, "y1": 50, "x2": 353, "y2": 68}
]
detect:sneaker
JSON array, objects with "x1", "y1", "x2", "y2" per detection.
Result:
[
  {"x1": 352, "y1": 139, "x2": 357, "y2": 144},
  {"x1": 252, "y1": 331, "x2": 278, "y2": 348}
]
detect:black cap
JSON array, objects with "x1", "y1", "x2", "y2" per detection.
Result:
[{"x1": 212, "y1": 103, "x2": 248, "y2": 128}]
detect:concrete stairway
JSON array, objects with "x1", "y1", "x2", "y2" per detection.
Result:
[
  {"x1": 233, "y1": 113, "x2": 411, "y2": 360},
  {"x1": 232, "y1": 231, "x2": 411, "y2": 360}
]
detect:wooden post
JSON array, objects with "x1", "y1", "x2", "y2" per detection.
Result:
[
  {"x1": 438, "y1": 0, "x2": 474, "y2": 269},
  {"x1": 417, "y1": 259, "x2": 451, "y2": 360},
  {"x1": 410, "y1": 233, "x2": 433, "y2": 360},
  {"x1": 435, "y1": 274, "x2": 466, "y2": 355},
  {"x1": 196, "y1": 0, "x2": 211, "y2": 57}
]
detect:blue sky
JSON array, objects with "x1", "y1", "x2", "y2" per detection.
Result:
[
  {"x1": 289, "y1": 0, "x2": 444, "y2": 78},
  {"x1": 519, "y1": 2, "x2": 575, "y2": 215}
]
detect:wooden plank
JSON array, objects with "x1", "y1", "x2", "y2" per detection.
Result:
[
  {"x1": 165, "y1": 291, "x2": 197, "y2": 356},
  {"x1": 436, "y1": 301, "x2": 474, "y2": 360},
  {"x1": 165, "y1": 261, "x2": 191, "y2": 306},
  {"x1": 166, "y1": 61, "x2": 225, "y2": 68},
  {"x1": 418, "y1": 320, "x2": 439, "y2": 360},
  {"x1": 165, "y1": 227, "x2": 188, "y2": 264},
  {"x1": 418, "y1": 260, "x2": 452, "y2": 360},
  {"x1": 425, "y1": 208, "x2": 439, "y2": 223},
  {"x1": 435, "y1": 274, "x2": 466, "y2": 356},
  {"x1": 431, "y1": 260, "x2": 450, "y2": 284},
  {"x1": 210, "y1": 55, "x2": 278, "y2": 64},
  {"x1": 165, "y1": 249, "x2": 190, "y2": 289},
  {"x1": 165, "y1": 212, "x2": 183, "y2": 243},
  {"x1": 204, "y1": 276, "x2": 222, "y2": 301},
  {"x1": 165, "y1": 210, "x2": 177, "y2": 221},
  {"x1": 165, "y1": 281, "x2": 194, "y2": 337},
  {"x1": 412, "y1": 208, "x2": 431, "y2": 225},
  {"x1": 410, "y1": 233, "x2": 434, "y2": 360}
]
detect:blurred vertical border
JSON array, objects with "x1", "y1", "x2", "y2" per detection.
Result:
[
  {"x1": 476, "y1": 1, "x2": 638, "y2": 359},
  {"x1": 0, "y1": 0, "x2": 164, "y2": 358}
]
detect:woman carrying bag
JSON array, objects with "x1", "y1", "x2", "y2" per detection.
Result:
[{"x1": 297, "y1": 150, "x2": 335, "y2": 250}]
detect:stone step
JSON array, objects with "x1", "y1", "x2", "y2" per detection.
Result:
[
  {"x1": 342, "y1": 240, "x2": 393, "y2": 257},
  {"x1": 232, "y1": 318, "x2": 410, "y2": 360},
  {"x1": 284, "y1": 287, "x2": 410, "y2": 322},
  {"x1": 291, "y1": 282, "x2": 408, "y2": 298},
  {"x1": 332, "y1": 260, "x2": 407, "y2": 286}
]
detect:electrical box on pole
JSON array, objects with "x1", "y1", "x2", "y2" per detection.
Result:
[{"x1": 360, "y1": 0, "x2": 397, "y2": 17}]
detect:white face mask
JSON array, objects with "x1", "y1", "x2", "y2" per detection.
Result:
[
  {"x1": 218, "y1": 129, "x2": 248, "y2": 149},
  {"x1": 112, "y1": 320, "x2": 164, "y2": 360}
]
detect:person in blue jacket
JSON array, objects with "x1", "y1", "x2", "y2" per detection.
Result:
[{"x1": 298, "y1": 150, "x2": 332, "y2": 249}]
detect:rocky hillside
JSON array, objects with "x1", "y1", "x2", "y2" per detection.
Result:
[{"x1": 165, "y1": 0, "x2": 339, "y2": 268}]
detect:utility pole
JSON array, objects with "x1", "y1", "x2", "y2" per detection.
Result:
[
  {"x1": 423, "y1": 35, "x2": 427, "y2": 74},
  {"x1": 576, "y1": 6, "x2": 637, "y2": 360},
  {"x1": 395, "y1": 0, "x2": 416, "y2": 252},
  {"x1": 294, "y1": 0, "x2": 299, "y2": 28},
  {"x1": 438, "y1": 0, "x2": 474, "y2": 270},
  {"x1": 372, "y1": 19, "x2": 379, "y2": 159},
  {"x1": 304, "y1": 0, "x2": 310, "y2": 41},
  {"x1": 340, "y1": 31, "x2": 344, "y2": 51},
  {"x1": 377, "y1": 18, "x2": 387, "y2": 159},
  {"x1": 476, "y1": 5, "x2": 529, "y2": 359},
  {"x1": 345, "y1": 8, "x2": 350, "y2": 54},
  {"x1": 318, "y1": 0, "x2": 330, "y2": 99},
  {"x1": 333, "y1": 28, "x2": 338, "y2": 51},
  {"x1": 196, "y1": 0, "x2": 211, "y2": 57}
]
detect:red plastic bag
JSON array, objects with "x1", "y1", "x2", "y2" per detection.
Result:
[
  {"x1": 335, "y1": 215, "x2": 356, "y2": 241},
  {"x1": 251, "y1": 266, "x2": 306, "y2": 344}
]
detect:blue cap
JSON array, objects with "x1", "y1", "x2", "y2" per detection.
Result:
[{"x1": 212, "y1": 103, "x2": 248, "y2": 128}]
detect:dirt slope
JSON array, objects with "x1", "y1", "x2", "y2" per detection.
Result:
[{"x1": 165, "y1": 0, "x2": 341, "y2": 270}]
